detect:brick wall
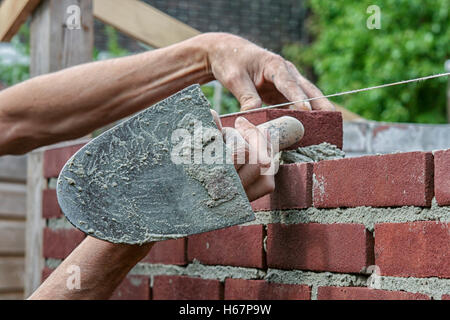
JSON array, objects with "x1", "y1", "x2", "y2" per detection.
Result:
[{"x1": 40, "y1": 109, "x2": 450, "y2": 300}]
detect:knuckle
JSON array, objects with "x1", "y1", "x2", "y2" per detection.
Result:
[
  {"x1": 223, "y1": 70, "x2": 242, "y2": 86},
  {"x1": 265, "y1": 179, "x2": 276, "y2": 194},
  {"x1": 286, "y1": 60, "x2": 297, "y2": 70},
  {"x1": 240, "y1": 94, "x2": 262, "y2": 106}
]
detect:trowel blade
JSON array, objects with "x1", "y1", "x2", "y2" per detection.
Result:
[{"x1": 56, "y1": 84, "x2": 255, "y2": 244}]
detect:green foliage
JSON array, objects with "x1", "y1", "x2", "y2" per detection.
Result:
[
  {"x1": 0, "y1": 24, "x2": 30, "y2": 86},
  {"x1": 283, "y1": 0, "x2": 449, "y2": 123},
  {"x1": 201, "y1": 85, "x2": 240, "y2": 115},
  {"x1": 104, "y1": 25, "x2": 129, "y2": 58}
]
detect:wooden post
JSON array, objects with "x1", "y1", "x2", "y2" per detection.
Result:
[{"x1": 25, "y1": 0, "x2": 93, "y2": 297}]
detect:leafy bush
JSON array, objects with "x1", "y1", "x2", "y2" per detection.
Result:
[
  {"x1": 283, "y1": 0, "x2": 449, "y2": 123},
  {"x1": 0, "y1": 24, "x2": 30, "y2": 86}
]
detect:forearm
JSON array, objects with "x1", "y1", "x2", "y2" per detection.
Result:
[
  {"x1": 29, "y1": 236, "x2": 153, "y2": 300},
  {"x1": 0, "y1": 33, "x2": 215, "y2": 155}
]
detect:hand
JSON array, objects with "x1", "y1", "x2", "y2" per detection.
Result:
[
  {"x1": 204, "y1": 33, "x2": 335, "y2": 112},
  {"x1": 211, "y1": 110, "x2": 276, "y2": 202}
]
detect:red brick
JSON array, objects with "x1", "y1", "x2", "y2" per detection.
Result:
[
  {"x1": 43, "y1": 228, "x2": 86, "y2": 259},
  {"x1": 442, "y1": 295, "x2": 450, "y2": 300},
  {"x1": 313, "y1": 152, "x2": 434, "y2": 208},
  {"x1": 187, "y1": 225, "x2": 265, "y2": 268},
  {"x1": 435, "y1": 149, "x2": 450, "y2": 206},
  {"x1": 225, "y1": 279, "x2": 311, "y2": 300},
  {"x1": 41, "y1": 267, "x2": 54, "y2": 283},
  {"x1": 110, "y1": 276, "x2": 150, "y2": 300},
  {"x1": 42, "y1": 189, "x2": 63, "y2": 219},
  {"x1": 43, "y1": 143, "x2": 85, "y2": 178},
  {"x1": 142, "y1": 238, "x2": 187, "y2": 265},
  {"x1": 317, "y1": 286, "x2": 430, "y2": 300},
  {"x1": 221, "y1": 109, "x2": 343, "y2": 150},
  {"x1": 375, "y1": 221, "x2": 450, "y2": 278},
  {"x1": 267, "y1": 223, "x2": 374, "y2": 273},
  {"x1": 251, "y1": 163, "x2": 313, "y2": 211},
  {"x1": 152, "y1": 275, "x2": 223, "y2": 300}
]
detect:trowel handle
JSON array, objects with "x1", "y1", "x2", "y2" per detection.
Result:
[{"x1": 257, "y1": 116, "x2": 304, "y2": 150}]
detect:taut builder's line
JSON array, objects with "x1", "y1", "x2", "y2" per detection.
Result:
[{"x1": 228, "y1": 72, "x2": 450, "y2": 117}]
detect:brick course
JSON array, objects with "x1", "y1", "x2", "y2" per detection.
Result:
[
  {"x1": 142, "y1": 238, "x2": 187, "y2": 265},
  {"x1": 152, "y1": 275, "x2": 223, "y2": 300},
  {"x1": 313, "y1": 152, "x2": 434, "y2": 208},
  {"x1": 43, "y1": 228, "x2": 86, "y2": 259},
  {"x1": 225, "y1": 279, "x2": 310, "y2": 300},
  {"x1": 188, "y1": 225, "x2": 265, "y2": 268},
  {"x1": 42, "y1": 189, "x2": 63, "y2": 219},
  {"x1": 221, "y1": 110, "x2": 343, "y2": 150},
  {"x1": 375, "y1": 221, "x2": 450, "y2": 278},
  {"x1": 111, "y1": 276, "x2": 150, "y2": 300},
  {"x1": 434, "y1": 149, "x2": 450, "y2": 206},
  {"x1": 318, "y1": 286, "x2": 430, "y2": 300},
  {"x1": 251, "y1": 163, "x2": 313, "y2": 210},
  {"x1": 43, "y1": 143, "x2": 85, "y2": 178},
  {"x1": 267, "y1": 223, "x2": 374, "y2": 273}
]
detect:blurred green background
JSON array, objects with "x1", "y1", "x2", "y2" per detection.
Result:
[{"x1": 1, "y1": 0, "x2": 448, "y2": 123}]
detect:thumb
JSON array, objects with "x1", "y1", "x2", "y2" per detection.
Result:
[{"x1": 224, "y1": 73, "x2": 262, "y2": 111}]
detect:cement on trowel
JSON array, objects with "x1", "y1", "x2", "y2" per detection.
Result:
[
  {"x1": 56, "y1": 85, "x2": 254, "y2": 245},
  {"x1": 280, "y1": 142, "x2": 345, "y2": 164}
]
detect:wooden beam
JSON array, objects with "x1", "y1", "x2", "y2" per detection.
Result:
[
  {"x1": 93, "y1": 0, "x2": 200, "y2": 48},
  {"x1": 0, "y1": 182, "x2": 26, "y2": 219},
  {"x1": 0, "y1": 155, "x2": 27, "y2": 183},
  {"x1": 1, "y1": 0, "x2": 199, "y2": 47},
  {"x1": 25, "y1": 151, "x2": 45, "y2": 297},
  {"x1": 0, "y1": 257, "x2": 24, "y2": 292},
  {"x1": 25, "y1": 0, "x2": 93, "y2": 297},
  {"x1": 0, "y1": 0, "x2": 41, "y2": 42},
  {"x1": 0, "y1": 221, "x2": 25, "y2": 256}
]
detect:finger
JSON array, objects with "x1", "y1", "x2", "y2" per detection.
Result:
[
  {"x1": 286, "y1": 62, "x2": 335, "y2": 111},
  {"x1": 210, "y1": 109, "x2": 223, "y2": 131},
  {"x1": 223, "y1": 71, "x2": 263, "y2": 111},
  {"x1": 222, "y1": 127, "x2": 249, "y2": 170},
  {"x1": 263, "y1": 57, "x2": 312, "y2": 111},
  {"x1": 238, "y1": 164, "x2": 262, "y2": 189},
  {"x1": 257, "y1": 116, "x2": 304, "y2": 151},
  {"x1": 235, "y1": 117, "x2": 272, "y2": 168},
  {"x1": 245, "y1": 174, "x2": 275, "y2": 202}
]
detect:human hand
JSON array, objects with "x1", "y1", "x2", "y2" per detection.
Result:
[
  {"x1": 211, "y1": 110, "x2": 276, "y2": 202},
  {"x1": 203, "y1": 33, "x2": 335, "y2": 112}
]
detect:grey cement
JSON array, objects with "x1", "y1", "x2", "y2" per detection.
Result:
[
  {"x1": 130, "y1": 260, "x2": 266, "y2": 286},
  {"x1": 183, "y1": 260, "x2": 266, "y2": 282},
  {"x1": 56, "y1": 85, "x2": 254, "y2": 245},
  {"x1": 376, "y1": 276, "x2": 450, "y2": 300},
  {"x1": 280, "y1": 142, "x2": 345, "y2": 164},
  {"x1": 265, "y1": 268, "x2": 368, "y2": 300},
  {"x1": 246, "y1": 199, "x2": 450, "y2": 232},
  {"x1": 45, "y1": 258, "x2": 62, "y2": 269},
  {"x1": 47, "y1": 217, "x2": 74, "y2": 230},
  {"x1": 48, "y1": 178, "x2": 58, "y2": 189}
]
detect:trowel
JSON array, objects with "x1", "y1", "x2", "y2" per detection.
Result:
[{"x1": 56, "y1": 84, "x2": 304, "y2": 244}]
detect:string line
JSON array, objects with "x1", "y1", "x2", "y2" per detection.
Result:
[{"x1": 228, "y1": 72, "x2": 450, "y2": 116}]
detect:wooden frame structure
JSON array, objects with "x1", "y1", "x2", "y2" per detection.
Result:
[
  {"x1": 0, "y1": 0, "x2": 200, "y2": 46},
  {"x1": 0, "y1": 0, "x2": 201, "y2": 298}
]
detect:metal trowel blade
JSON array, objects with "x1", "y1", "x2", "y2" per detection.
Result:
[{"x1": 56, "y1": 84, "x2": 255, "y2": 244}]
